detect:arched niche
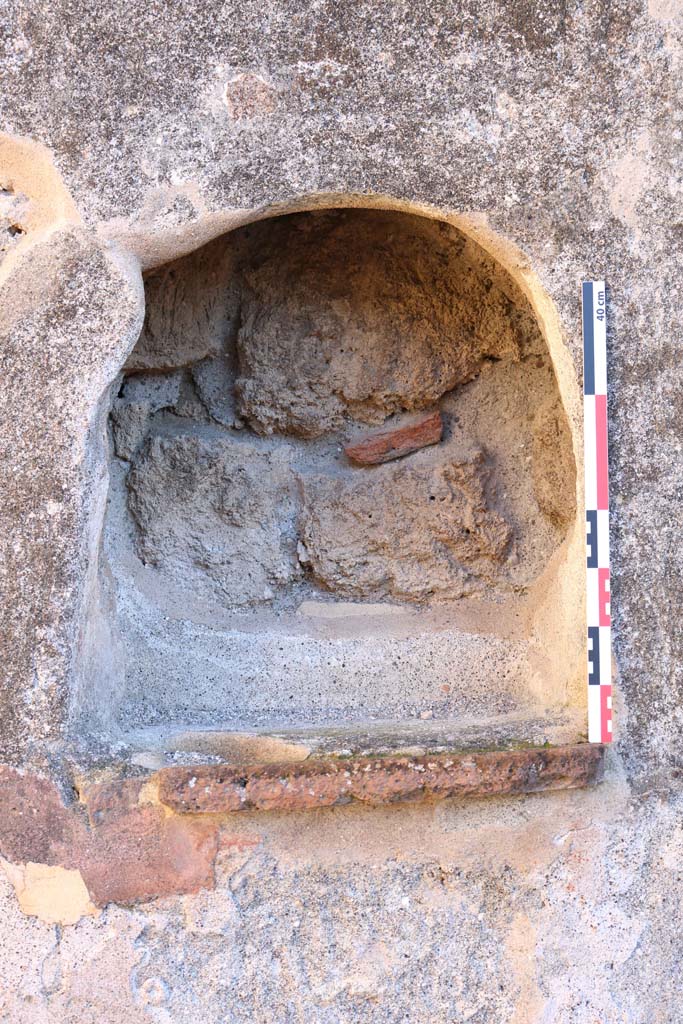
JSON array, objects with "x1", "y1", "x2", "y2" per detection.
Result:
[{"x1": 75, "y1": 197, "x2": 585, "y2": 761}]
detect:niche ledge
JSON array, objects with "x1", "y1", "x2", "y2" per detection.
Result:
[{"x1": 108, "y1": 705, "x2": 588, "y2": 772}]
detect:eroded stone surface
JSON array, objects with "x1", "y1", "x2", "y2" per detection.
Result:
[
  {"x1": 191, "y1": 353, "x2": 241, "y2": 427},
  {"x1": 125, "y1": 236, "x2": 238, "y2": 372},
  {"x1": 235, "y1": 210, "x2": 536, "y2": 437},
  {"x1": 299, "y1": 449, "x2": 511, "y2": 602},
  {"x1": 127, "y1": 433, "x2": 299, "y2": 605},
  {"x1": 111, "y1": 371, "x2": 183, "y2": 460}
]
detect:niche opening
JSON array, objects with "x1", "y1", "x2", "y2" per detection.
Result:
[{"x1": 94, "y1": 206, "x2": 583, "y2": 759}]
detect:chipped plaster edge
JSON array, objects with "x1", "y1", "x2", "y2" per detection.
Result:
[
  {"x1": 0, "y1": 857, "x2": 99, "y2": 926},
  {"x1": 0, "y1": 132, "x2": 83, "y2": 288}
]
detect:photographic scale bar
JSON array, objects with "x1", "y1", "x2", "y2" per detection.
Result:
[{"x1": 582, "y1": 280, "x2": 612, "y2": 744}]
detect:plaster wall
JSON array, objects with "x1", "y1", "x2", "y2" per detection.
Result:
[{"x1": 1, "y1": 1, "x2": 682, "y2": 1021}]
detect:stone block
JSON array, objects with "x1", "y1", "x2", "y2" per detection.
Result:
[
  {"x1": 298, "y1": 449, "x2": 512, "y2": 602},
  {"x1": 235, "y1": 210, "x2": 536, "y2": 437},
  {"x1": 126, "y1": 432, "x2": 299, "y2": 606}
]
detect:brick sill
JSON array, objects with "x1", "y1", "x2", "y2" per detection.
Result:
[
  {"x1": 154, "y1": 743, "x2": 605, "y2": 815},
  {"x1": 0, "y1": 745, "x2": 605, "y2": 912}
]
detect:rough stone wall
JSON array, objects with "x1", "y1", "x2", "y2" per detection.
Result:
[
  {"x1": 115, "y1": 210, "x2": 569, "y2": 609},
  {"x1": 1, "y1": 1, "x2": 683, "y2": 1022}
]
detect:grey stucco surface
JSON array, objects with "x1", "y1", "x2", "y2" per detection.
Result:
[
  {"x1": 2, "y1": 0, "x2": 681, "y2": 775},
  {"x1": 1, "y1": 0, "x2": 682, "y2": 1020}
]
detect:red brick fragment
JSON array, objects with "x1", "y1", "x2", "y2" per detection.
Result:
[
  {"x1": 156, "y1": 744, "x2": 605, "y2": 816},
  {"x1": 0, "y1": 766, "x2": 233, "y2": 907},
  {"x1": 80, "y1": 798, "x2": 222, "y2": 906},
  {"x1": 344, "y1": 410, "x2": 444, "y2": 465}
]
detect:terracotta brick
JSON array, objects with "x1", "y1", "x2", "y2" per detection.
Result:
[
  {"x1": 0, "y1": 767, "x2": 82, "y2": 864},
  {"x1": 344, "y1": 410, "x2": 443, "y2": 465},
  {"x1": 157, "y1": 744, "x2": 605, "y2": 815},
  {"x1": 80, "y1": 805, "x2": 222, "y2": 906}
]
